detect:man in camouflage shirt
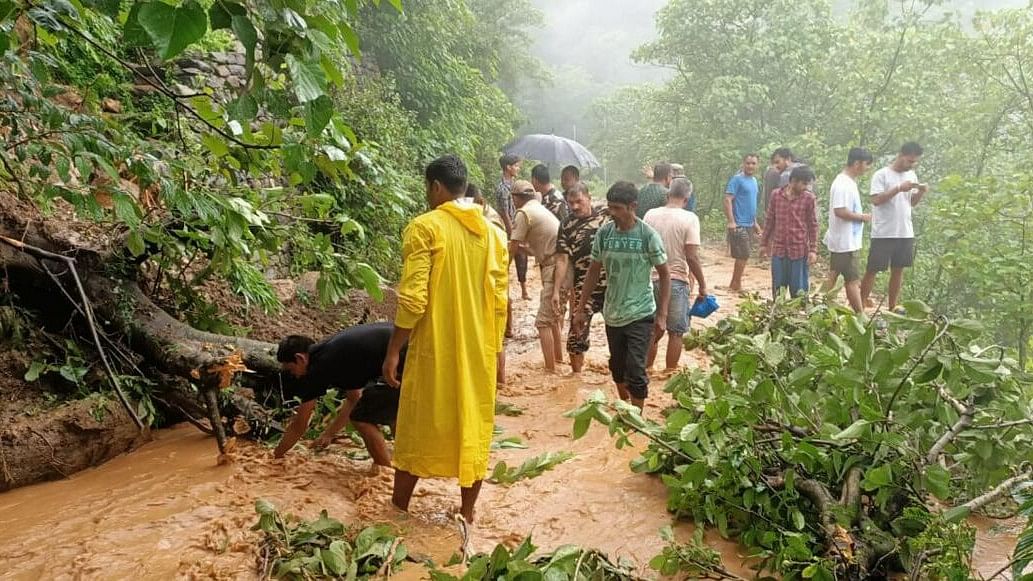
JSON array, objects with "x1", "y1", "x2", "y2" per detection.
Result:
[{"x1": 552, "y1": 182, "x2": 608, "y2": 373}]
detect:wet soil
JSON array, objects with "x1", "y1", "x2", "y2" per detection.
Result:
[{"x1": 0, "y1": 250, "x2": 1019, "y2": 579}]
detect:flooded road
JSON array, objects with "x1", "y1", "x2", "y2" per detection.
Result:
[{"x1": 0, "y1": 252, "x2": 1020, "y2": 579}]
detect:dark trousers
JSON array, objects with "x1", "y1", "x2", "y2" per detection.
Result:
[
  {"x1": 515, "y1": 253, "x2": 528, "y2": 284},
  {"x1": 605, "y1": 316, "x2": 654, "y2": 400}
]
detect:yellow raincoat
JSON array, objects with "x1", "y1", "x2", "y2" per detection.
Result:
[{"x1": 393, "y1": 199, "x2": 509, "y2": 486}]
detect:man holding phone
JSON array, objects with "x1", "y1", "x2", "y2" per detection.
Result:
[{"x1": 860, "y1": 142, "x2": 929, "y2": 312}]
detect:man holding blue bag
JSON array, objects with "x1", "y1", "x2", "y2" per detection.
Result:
[{"x1": 644, "y1": 178, "x2": 709, "y2": 370}]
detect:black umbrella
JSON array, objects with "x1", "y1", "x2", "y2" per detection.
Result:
[{"x1": 502, "y1": 134, "x2": 601, "y2": 168}]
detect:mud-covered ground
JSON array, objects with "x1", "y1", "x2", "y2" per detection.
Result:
[{"x1": 0, "y1": 250, "x2": 1019, "y2": 579}]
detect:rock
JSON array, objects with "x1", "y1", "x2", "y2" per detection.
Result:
[
  {"x1": 131, "y1": 84, "x2": 161, "y2": 97},
  {"x1": 101, "y1": 98, "x2": 122, "y2": 113},
  {"x1": 172, "y1": 83, "x2": 196, "y2": 96},
  {"x1": 229, "y1": 52, "x2": 245, "y2": 65},
  {"x1": 175, "y1": 58, "x2": 213, "y2": 73},
  {"x1": 268, "y1": 280, "x2": 297, "y2": 305},
  {"x1": 227, "y1": 64, "x2": 246, "y2": 77},
  {"x1": 180, "y1": 67, "x2": 208, "y2": 78},
  {"x1": 297, "y1": 272, "x2": 321, "y2": 299},
  {"x1": 208, "y1": 76, "x2": 226, "y2": 89},
  {"x1": 226, "y1": 76, "x2": 243, "y2": 89},
  {"x1": 215, "y1": 65, "x2": 231, "y2": 78},
  {"x1": 212, "y1": 52, "x2": 232, "y2": 64}
]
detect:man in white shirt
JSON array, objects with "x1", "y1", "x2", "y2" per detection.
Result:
[
  {"x1": 822, "y1": 147, "x2": 873, "y2": 313},
  {"x1": 644, "y1": 178, "x2": 708, "y2": 370},
  {"x1": 860, "y1": 142, "x2": 929, "y2": 311}
]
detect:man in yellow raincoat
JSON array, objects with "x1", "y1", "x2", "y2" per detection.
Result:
[{"x1": 382, "y1": 155, "x2": 509, "y2": 524}]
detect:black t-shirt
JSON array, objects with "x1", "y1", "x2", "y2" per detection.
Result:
[{"x1": 285, "y1": 322, "x2": 406, "y2": 402}]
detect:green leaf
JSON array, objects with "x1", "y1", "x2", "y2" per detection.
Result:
[
  {"x1": 24, "y1": 361, "x2": 46, "y2": 382},
  {"x1": 861, "y1": 464, "x2": 892, "y2": 491},
  {"x1": 123, "y1": 1, "x2": 151, "y2": 46},
  {"x1": 322, "y1": 544, "x2": 348, "y2": 576},
  {"x1": 208, "y1": 0, "x2": 244, "y2": 30},
  {"x1": 791, "y1": 508, "x2": 806, "y2": 530},
  {"x1": 923, "y1": 464, "x2": 951, "y2": 500},
  {"x1": 832, "y1": 419, "x2": 870, "y2": 441},
  {"x1": 572, "y1": 412, "x2": 591, "y2": 439},
  {"x1": 255, "y1": 499, "x2": 276, "y2": 515},
  {"x1": 286, "y1": 54, "x2": 327, "y2": 103},
  {"x1": 304, "y1": 95, "x2": 333, "y2": 138},
  {"x1": 201, "y1": 134, "x2": 230, "y2": 157},
  {"x1": 231, "y1": 14, "x2": 257, "y2": 72},
  {"x1": 112, "y1": 193, "x2": 141, "y2": 228},
  {"x1": 354, "y1": 263, "x2": 383, "y2": 301},
  {"x1": 138, "y1": 0, "x2": 208, "y2": 60},
  {"x1": 942, "y1": 505, "x2": 970, "y2": 523},
  {"x1": 126, "y1": 231, "x2": 146, "y2": 257}
]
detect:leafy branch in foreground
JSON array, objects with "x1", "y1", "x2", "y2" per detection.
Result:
[
  {"x1": 487, "y1": 451, "x2": 575, "y2": 486},
  {"x1": 431, "y1": 536, "x2": 644, "y2": 581},
  {"x1": 572, "y1": 298, "x2": 1033, "y2": 580},
  {"x1": 253, "y1": 500, "x2": 407, "y2": 580}
]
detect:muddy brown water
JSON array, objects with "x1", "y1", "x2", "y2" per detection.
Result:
[{"x1": 0, "y1": 252, "x2": 1020, "y2": 579}]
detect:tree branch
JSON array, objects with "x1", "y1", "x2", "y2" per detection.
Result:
[
  {"x1": 961, "y1": 470, "x2": 1033, "y2": 513},
  {"x1": 970, "y1": 418, "x2": 1033, "y2": 430},
  {"x1": 924, "y1": 405, "x2": 974, "y2": 466}
]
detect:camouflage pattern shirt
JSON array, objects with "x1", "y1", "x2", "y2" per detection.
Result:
[{"x1": 556, "y1": 205, "x2": 609, "y2": 305}]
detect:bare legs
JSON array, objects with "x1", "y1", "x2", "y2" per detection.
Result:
[
  {"x1": 569, "y1": 353, "x2": 584, "y2": 373},
  {"x1": 538, "y1": 323, "x2": 562, "y2": 372},
  {"x1": 822, "y1": 273, "x2": 864, "y2": 314},
  {"x1": 647, "y1": 331, "x2": 684, "y2": 371},
  {"x1": 391, "y1": 470, "x2": 483, "y2": 524},
  {"x1": 728, "y1": 258, "x2": 747, "y2": 292},
  {"x1": 354, "y1": 421, "x2": 391, "y2": 467},
  {"x1": 860, "y1": 267, "x2": 905, "y2": 311}
]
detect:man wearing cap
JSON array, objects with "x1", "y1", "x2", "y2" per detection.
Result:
[{"x1": 511, "y1": 179, "x2": 564, "y2": 373}]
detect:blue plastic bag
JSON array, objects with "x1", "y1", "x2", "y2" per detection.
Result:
[{"x1": 690, "y1": 294, "x2": 719, "y2": 318}]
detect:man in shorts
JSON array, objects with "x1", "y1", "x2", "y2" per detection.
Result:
[
  {"x1": 724, "y1": 154, "x2": 762, "y2": 292},
  {"x1": 821, "y1": 147, "x2": 873, "y2": 313},
  {"x1": 511, "y1": 180, "x2": 564, "y2": 373},
  {"x1": 574, "y1": 181, "x2": 671, "y2": 410},
  {"x1": 553, "y1": 182, "x2": 609, "y2": 373},
  {"x1": 860, "y1": 142, "x2": 929, "y2": 311},
  {"x1": 274, "y1": 322, "x2": 406, "y2": 467},
  {"x1": 644, "y1": 178, "x2": 708, "y2": 370}
]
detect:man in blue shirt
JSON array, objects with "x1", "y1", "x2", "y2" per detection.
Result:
[{"x1": 723, "y1": 153, "x2": 761, "y2": 292}]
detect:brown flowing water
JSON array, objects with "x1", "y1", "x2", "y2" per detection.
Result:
[{"x1": 0, "y1": 252, "x2": 1020, "y2": 579}]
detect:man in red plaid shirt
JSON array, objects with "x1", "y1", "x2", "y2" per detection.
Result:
[{"x1": 761, "y1": 165, "x2": 818, "y2": 299}]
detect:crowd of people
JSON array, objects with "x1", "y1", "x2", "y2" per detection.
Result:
[{"x1": 265, "y1": 140, "x2": 928, "y2": 527}]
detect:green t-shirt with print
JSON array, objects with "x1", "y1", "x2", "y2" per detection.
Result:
[{"x1": 591, "y1": 219, "x2": 667, "y2": 327}]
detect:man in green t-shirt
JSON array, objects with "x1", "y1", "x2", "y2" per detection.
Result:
[
  {"x1": 574, "y1": 181, "x2": 671, "y2": 410},
  {"x1": 636, "y1": 162, "x2": 673, "y2": 218}
]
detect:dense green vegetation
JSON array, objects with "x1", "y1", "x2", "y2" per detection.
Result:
[{"x1": 571, "y1": 297, "x2": 1033, "y2": 579}]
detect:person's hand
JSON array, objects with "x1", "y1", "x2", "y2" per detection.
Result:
[
  {"x1": 753, "y1": 224, "x2": 763, "y2": 237},
  {"x1": 915, "y1": 183, "x2": 929, "y2": 195},
  {"x1": 727, "y1": 221, "x2": 737, "y2": 231},
  {"x1": 382, "y1": 352, "x2": 401, "y2": 389},
  {"x1": 653, "y1": 316, "x2": 665, "y2": 340},
  {"x1": 551, "y1": 291, "x2": 562, "y2": 315},
  {"x1": 898, "y1": 180, "x2": 915, "y2": 193},
  {"x1": 808, "y1": 251, "x2": 818, "y2": 265},
  {"x1": 861, "y1": 213, "x2": 872, "y2": 223},
  {"x1": 759, "y1": 246, "x2": 769, "y2": 259},
  {"x1": 696, "y1": 288, "x2": 708, "y2": 304}
]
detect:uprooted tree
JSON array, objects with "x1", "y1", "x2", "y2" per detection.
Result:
[
  {"x1": 0, "y1": 0, "x2": 415, "y2": 488},
  {"x1": 569, "y1": 298, "x2": 1033, "y2": 580}
]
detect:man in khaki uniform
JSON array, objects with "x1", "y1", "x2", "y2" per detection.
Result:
[{"x1": 510, "y1": 180, "x2": 563, "y2": 373}]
